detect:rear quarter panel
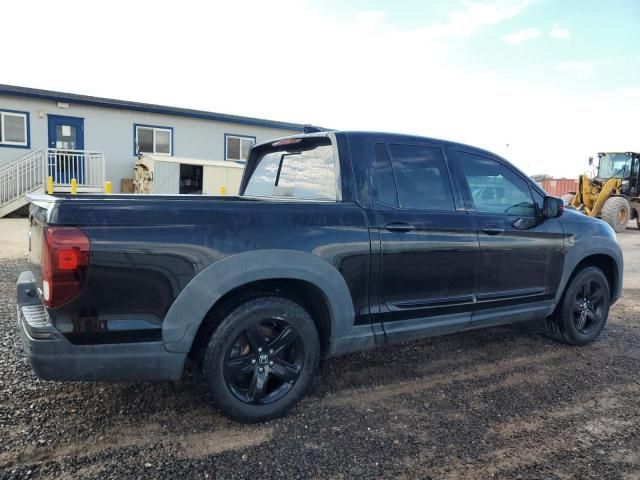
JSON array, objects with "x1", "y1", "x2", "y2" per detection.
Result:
[{"x1": 45, "y1": 198, "x2": 370, "y2": 344}]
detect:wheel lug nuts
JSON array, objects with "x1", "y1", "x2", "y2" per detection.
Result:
[
  {"x1": 258, "y1": 367, "x2": 264, "y2": 372},
  {"x1": 269, "y1": 349, "x2": 274, "y2": 355},
  {"x1": 251, "y1": 359, "x2": 256, "y2": 364},
  {"x1": 269, "y1": 361, "x2": 274, "y2": 366},
  {"x1": 258, "y1": 347, "x2": 262, "y2": 353}
]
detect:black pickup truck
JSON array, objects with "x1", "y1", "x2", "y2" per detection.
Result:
[{"x1": 17, "y1": 131, "x2": 623, "y2": 422}]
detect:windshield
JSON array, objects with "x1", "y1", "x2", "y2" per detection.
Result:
[
  {"x1": 598, "y1": 152, "x2": 631, "y2": 179},
  {"x1": 244, "y1": 138, "x2": 338, "y2": 200}
]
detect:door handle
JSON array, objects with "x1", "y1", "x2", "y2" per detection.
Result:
[
  {"x1": 480, "y1": 225, "x2": 504, "y2": 235},
  {"x1": 384, "y1": 222, "x2": 415, "y2": 233}
]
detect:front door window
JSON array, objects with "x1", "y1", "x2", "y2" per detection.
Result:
[{"x1": 458, "y1": 152, "x2": 536, "y2": 217}]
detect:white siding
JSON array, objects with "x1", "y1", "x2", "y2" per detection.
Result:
[{"x1": 0, "y1": 95, "x2": 300, "y2": 192}]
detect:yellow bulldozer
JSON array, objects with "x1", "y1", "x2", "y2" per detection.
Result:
[{"x1": 567, "y1": 152, "x2": 640, "y2": 232}]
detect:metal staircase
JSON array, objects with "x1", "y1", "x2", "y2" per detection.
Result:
[
  {"x1": 0, "y1": 150, "x2": 46, "y2": 218},
  {"x1": 0, "y1": 149, "x2": 106, "y2": 218}
]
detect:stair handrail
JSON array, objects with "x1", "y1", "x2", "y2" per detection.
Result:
[
  {"x1": 0, "y1": 148, "x2": 43, "y2": 175},
  {"x1": 0, "y1": 149, "x2": 46, "y2": 207}
]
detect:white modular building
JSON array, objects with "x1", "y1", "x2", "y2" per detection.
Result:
[{"x1": 0, "y1": 84, "x2": 305, "y2": 216}]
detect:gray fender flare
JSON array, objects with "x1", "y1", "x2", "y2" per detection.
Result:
[
  {"x1": 552, "y1": 237, "x2": 623, "y2": 310},
  {"x1": 162, "y1": 250, "x2": 356, "y2": 353}
]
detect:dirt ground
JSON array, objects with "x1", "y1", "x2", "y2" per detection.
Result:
[
  {"x1": 618, "y1": 226, "x2": 640, "y2": 289},
  {"x1": 0, "y1": 221, "x2": 639, "y2": 479},
  {"x1": 0, "y1": 219, "x2": 28, "y2": 261}
]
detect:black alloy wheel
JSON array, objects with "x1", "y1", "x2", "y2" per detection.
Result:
[
  {"x1": 571, "y1": 278, "x2": 606, "y2": 335},
  {"x1": 223, "y1": 319, "x2": 304, "y2": 405},
  {"x1": 202, "y1": 296, "x2": 320, "y2": 422},
  {"x1": 546, "y1": 266, "x2": 610, "y2": 346}
]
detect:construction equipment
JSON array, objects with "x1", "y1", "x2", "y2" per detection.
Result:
[{"x1": 569, "y1": 152, "x2": 640, "y2": 232}]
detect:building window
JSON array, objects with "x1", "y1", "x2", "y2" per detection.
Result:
[
  {"x1": 225, "y1": 134, "x2": 255, "y2": 162},
  {"x1": 0, "y1": 110, "x2": 29, "y2": 147},
  {"x1": 134, "y1": 124, "x2": 173, "y2": 155}
]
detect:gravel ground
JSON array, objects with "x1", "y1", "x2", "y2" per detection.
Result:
[
  {"x1": 1, "y1": 257, "x2": 640, "y2": 479},
  {"x1": 618, "y1": 226, "x2": 640, "y2": 288},
  {"x1": 0, "y1": 220, "x2": 28, "y2": 261}
]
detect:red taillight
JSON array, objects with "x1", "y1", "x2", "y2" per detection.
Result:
[
  {"x1": 42, "y1": 227, "x2": 90, "y2": 308},
  {"x1": 57, "y1": 249, "x2": 80, "y2": 270}
]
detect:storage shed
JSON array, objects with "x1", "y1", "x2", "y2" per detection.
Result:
[{"x1": 134, "y1": 155, "x2": 244, "y2": 195}]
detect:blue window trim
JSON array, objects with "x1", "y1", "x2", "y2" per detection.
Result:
[
  {"x1": 133, "y1": 123, "x2": 174, "y2": 156},
  {"x1": 0, "y1": 108, "x2": 30, "y2": 149},
  {"x1": 224, "y1": 133, "x2": 256, "y2": 161}
]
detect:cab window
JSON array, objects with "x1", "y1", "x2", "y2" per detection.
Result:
[
  {"x1": 457, "y1": 151, "x2": 536, "y2": 216},
  {"x1": 386, "y1": 144, "x2": 455, "y2": 211}
]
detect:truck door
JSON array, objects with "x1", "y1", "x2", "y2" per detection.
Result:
[
  {"x1": 367, "y1": 141, "x2": 480, "y2": 343},
  {"x1": 450, "y1": 149, "x2": 565, "y2": 326}
]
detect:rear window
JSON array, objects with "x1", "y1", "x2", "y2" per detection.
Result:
[{"x1": 244, "y1": 138, "x2": 338, "y2": 200}]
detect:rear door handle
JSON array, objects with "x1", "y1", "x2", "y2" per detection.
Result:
[
  {"x1": 480, "y1": 225, "x2": 504, "y2": 235},
  {"x1": 384, "y1": 222, "x2": 415, "y2": 233}
]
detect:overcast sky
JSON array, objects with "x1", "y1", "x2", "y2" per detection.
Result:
[{"x1": 3, "y1": 0, "x2": 639, "y2": 177}]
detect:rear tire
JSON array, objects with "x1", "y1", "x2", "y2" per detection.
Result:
[
  {"x1": 546, "y1": 267, "x2": 610, "y2": 346},
  {"x1": 201, "y1": 296, "x2": 320, "y2": 423},
  {"x1": 601, "y1": 196, "x2": 630, "y2": 232}
]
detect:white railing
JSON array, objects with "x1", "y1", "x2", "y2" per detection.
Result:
[
  {"x1": 0, "y1": 148, "x2": 106, "y2": 212},
  {"x1": 45, "y1": 149, "x2": 105, "y2": 188},
  {"x1": 0, "y1": 150, "x2": 45, "y2": 207}
]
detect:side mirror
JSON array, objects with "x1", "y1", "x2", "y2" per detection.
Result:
[{"x1": 542, "y1": 196, "x2": 564, "y2": 218}]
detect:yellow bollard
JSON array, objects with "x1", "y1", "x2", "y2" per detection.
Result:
[
  {"x1": 70, "y1": 178, "x2": 77, "y2": 195},
  {"x1": 104, "y1": 181, "x2": 112, "y2": 194},
  {"x1": 219, "y1": 185, "x2": 227, "y2": 196},
  {"x1": 47, "y1": 176, "x2": 54, "y2": 195}
]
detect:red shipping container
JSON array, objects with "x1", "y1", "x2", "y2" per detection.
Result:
[{"x1": 540, "y1": 178, "x2": 578, "y2": 197}]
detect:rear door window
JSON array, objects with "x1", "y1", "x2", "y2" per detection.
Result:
[
  {"x1": 370, "y1": 143, "x2": 399, "y2": 207},
  {"x1": 387, "y1": 144, "x2": 455, "y2": 211}
]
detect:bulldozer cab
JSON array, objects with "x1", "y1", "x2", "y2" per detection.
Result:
[{"x1": 596, "y1": 152, "x2": 640, "y2": 197}]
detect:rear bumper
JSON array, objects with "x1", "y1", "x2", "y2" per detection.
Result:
[{"x1": 16, "y1": 271, "x2": 186, "y2": 381}]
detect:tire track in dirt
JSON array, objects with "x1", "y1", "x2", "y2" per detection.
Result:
[
  {"x1": 0, "y1": 422, "x2": 273, "y2": 469},
  {"x1": 321, "y1": 350, "x2": 565, "y2": 409}
]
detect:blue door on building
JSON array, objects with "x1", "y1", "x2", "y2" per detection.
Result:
[{"x1": 47, "y1": 115, "x2": 85, "y2": 184}]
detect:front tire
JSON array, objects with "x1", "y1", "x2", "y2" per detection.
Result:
[
  {"x1": 202, "y1": 296, "x2": 320, "y2": 423},
  {"x1": 546, "y1": 267, "x2": 610, "y2": 346},
  {"x1": 601, "y1": 196, "x2": 630, "y2": 232}
]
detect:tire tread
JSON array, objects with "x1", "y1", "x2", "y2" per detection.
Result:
[{"x1": 601, "y1": 196, "x2": 630, "y2": 232}]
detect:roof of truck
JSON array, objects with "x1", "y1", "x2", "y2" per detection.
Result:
[{"x1": 255, "y1": 130, "x2": 501, "y2": 158}]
